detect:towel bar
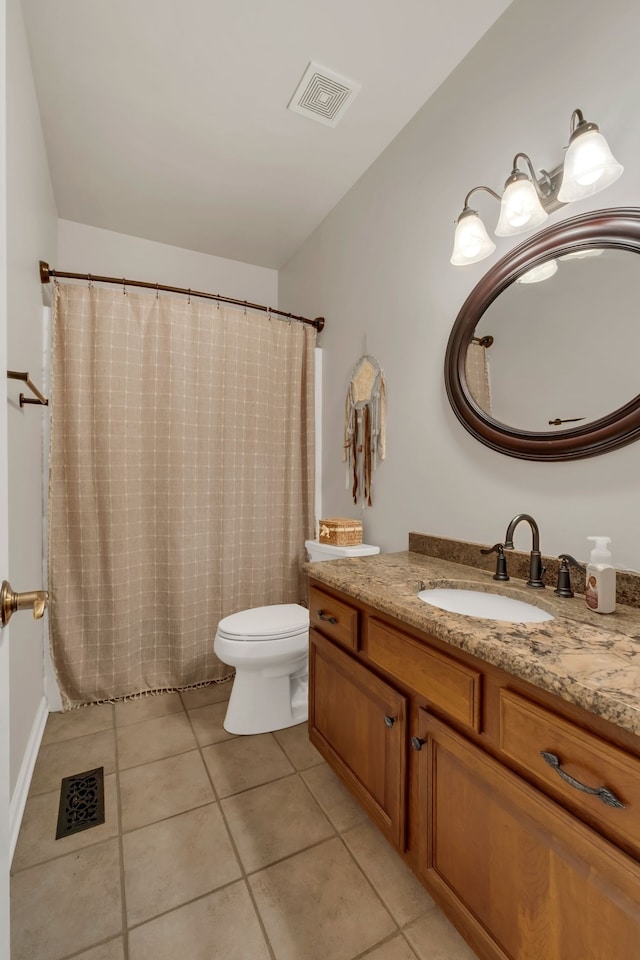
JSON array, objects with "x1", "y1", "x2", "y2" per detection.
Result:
[{"x1": 7, "y1": 370, "x2": 48, "y2": 407}]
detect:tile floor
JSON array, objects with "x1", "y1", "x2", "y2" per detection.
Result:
[{"x1": 10, "y1": 682, "x2": 476, "y2": 960}]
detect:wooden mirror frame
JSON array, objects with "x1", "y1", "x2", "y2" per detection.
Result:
[{"x1": 445, "y1": 207, "x2": 640, "y2": 461}]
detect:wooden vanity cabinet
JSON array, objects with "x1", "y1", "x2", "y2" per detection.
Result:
[
  {"x1": 309, "y1": 626, "x2": 408, "y2": 848},
  {"x1": 307, "y1": 578, "x2": 640, "y2": 960},
  {"x1": 417, "y1": 710, "x2": 640, "y2": 960}
]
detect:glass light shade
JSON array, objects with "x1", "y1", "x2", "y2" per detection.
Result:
[
  {"x1": 558, "y1": 129, "x2": 624, "y2": 202},
  {"x1": 517, "y1": 259, "x2": 558, "y2": 284},
  {"x1": 450, "y1": 210, "x2": 496, "y2": 266},
  {"x1": 495, "y1": 176, "x2": 548, "y2": 237},
  {"x1": 558, "y1": 247, "x2": 604, "y2": 261}
]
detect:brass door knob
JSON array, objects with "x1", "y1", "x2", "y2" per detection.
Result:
[{"x1": 0, "y1": 580, "x2": 48, "y2": 627}]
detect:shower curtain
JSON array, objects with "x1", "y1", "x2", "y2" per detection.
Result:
[{"x1": 49, "y1": 283, "x2": 315, "y2": 707}]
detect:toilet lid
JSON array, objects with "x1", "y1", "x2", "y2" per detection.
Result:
[{"x1": 217, "y1": 603, "x2": 309, "y2": 641}]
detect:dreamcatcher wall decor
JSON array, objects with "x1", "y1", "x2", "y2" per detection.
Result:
[{"x1": 343, "y1": 355, "x2": 386, "y2": 506}]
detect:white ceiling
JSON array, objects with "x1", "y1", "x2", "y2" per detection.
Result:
[{"x1": 22, "y1": 0, "x2": 514, "y2": 269}]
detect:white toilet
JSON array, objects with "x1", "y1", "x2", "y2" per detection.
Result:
[{"x1": 214, "y1": 538, "x2": 380, "y2": 734}]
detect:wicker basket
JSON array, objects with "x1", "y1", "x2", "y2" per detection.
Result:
[{"x1": 318, "y1": 518, "x2": 363, "y2": 546}]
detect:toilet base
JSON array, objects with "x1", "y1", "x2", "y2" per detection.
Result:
[{"x1": 223, "y1": 658, "x2": 308, "y2": 735}]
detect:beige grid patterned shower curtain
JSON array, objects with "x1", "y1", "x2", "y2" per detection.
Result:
[{"x1": 49, "y1": 283, "x2": 315, "y2": 707}]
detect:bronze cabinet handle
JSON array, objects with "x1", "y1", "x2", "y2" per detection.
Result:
[
  {"x1": 540, "y1": 751, "x2": 625, "y2": 809},
  {"x1": 383, "y1": 715, "x2": 397, "y2": 728},
  {"x1": 1, "y1": 580, "x2": 49, "y2": 628},
  {"x1": 410, "y1": 736, "x2": 426, "y2": 751},
  {"x1": 317, "y1": 610, "x2": 337, "y2": 624}
]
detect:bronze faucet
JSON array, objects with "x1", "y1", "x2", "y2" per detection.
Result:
[{"x1": 504, "y1": 514, "x2": 545, "y2": 589}]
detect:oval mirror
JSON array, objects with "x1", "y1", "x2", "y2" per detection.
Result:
[{"x1": 445, "y1": 208, "x2": 640, "y2": 461}]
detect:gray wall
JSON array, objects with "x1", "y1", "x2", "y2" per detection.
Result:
[
  {"x1": 57, "y1": 220, "x2": 278, "y2": 306},
  {"x1": 279, "y1": 0, "x2": 640, "y2": 572}
]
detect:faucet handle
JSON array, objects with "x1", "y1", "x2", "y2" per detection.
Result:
[
  {"x1": 554, "y1": 554, "x2": 586, "y2": 599},
  {"x1": 480, "y1": 543, "x2": 510, "y2": 582}
]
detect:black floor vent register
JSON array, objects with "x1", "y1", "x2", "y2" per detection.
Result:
[{"x1": 56, "y1": 767, "x2": 105, "y2": 839}]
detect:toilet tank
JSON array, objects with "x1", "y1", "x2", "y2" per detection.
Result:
[{"x1": 305, "y1": 540, "x2": 380, "y2": 562}]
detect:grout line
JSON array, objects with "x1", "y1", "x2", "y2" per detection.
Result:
[
  {"x1": 124, "y1": 875, "x2": 249, "y2": 933},
  {"x1": 117, "y1": 742, "x2": 225, "y2": 777},
  {"x1": 56, "y1": 934, "x2": 125, "y2": 960},
  {"x1": 183, "y1": 701, "x2": 279, "y2": 960},
  {"x1": 334, "y1": 830, "x2": 402, "y2": 936},
  {"x1": 352, "y1": 930, "x2": 421, "y2": 960},
  {"x1": 113, "y1": 707, "x2": 131, "y2": 960}
]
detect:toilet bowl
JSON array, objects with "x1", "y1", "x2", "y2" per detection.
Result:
[
  {"x1": 215, "y1": 604, "x2": 310, "y2": 735},
  {"x1": 214, "y1": 539, "x2": 380, "y2": 734}
]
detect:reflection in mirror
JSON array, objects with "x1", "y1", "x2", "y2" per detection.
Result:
[{"x1": 471, "y1": 248, "x2": 640, "y2": 432}]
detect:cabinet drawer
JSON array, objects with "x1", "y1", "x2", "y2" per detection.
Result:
[
  {"x1": 367, "y1": 618, "x2": 481, "y2": 732},
  {"x1": 309, "y1": 585, "x2": 359, "y2": 651},
  {"x1": 499, "y1": 689, "x2": 640, "y2": 855}
]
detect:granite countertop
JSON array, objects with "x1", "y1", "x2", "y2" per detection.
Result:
[{"x1": 304, "y1": 551, "x2": 640, "y2": 738}]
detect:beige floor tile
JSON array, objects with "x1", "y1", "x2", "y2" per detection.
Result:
[
  {"x1": 29, "y1": 730, "x2": 116, "y2": 797},
  {"x1": 120, "y1": 749, "x2": 215, "y2": 831},
  {"x1": 273, "y1": 722, "x2": 323, "y2": 770},
  {"x1": 73, "y1": 939, "x2": 125, "y2": 960},
  {"x1": 201, "y1": 732, "x2": 294, "y2": 798},
  {"x1": 10, "y1": 838, "x2": 122, "y2": 960},
  {"x1": 221, "y1": 773, "x2": 334, "y2": 872},
  {"x1": 114, "y1": 692, "x2": 184, "y2": 726},
  {"x1": 180, "y1": 679, "x2": 233, "y2": 710},
  {"x1": 12, "y1": 773, "x2": 119, "y2": 872},
  {"x1": 123, "y1": 802, "x2": 241, "y2": 926},
  {"x1": 128, "y1": 880, "x2": 271, "y2": 960},
  {"x1": 361, "y1": 935, "x2": 418, "y2": 959},
  {"x1": 404, "y1": 910, "x2": 478, "y2": 960},
  {"x1": 301, "y1": 763, "x2": 368, "y2": 833},
  {"x1": 250, "y1": 836, "x2": 396, "y2": 960},
  {"x1": 187, "y1": 700, "x2": 236, "y2": 746},
  {"x1": 116, "y1": 711, "x2": 197, "y2": 769},
  {"x1": 42, "y1": 703, "x2": 114, "y2": 745},
  {"x1": 343, "y1": 821, "x2": 435, "y2": 927}
]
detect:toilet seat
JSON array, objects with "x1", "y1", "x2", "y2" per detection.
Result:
[{"x1": 217, "y1": 603, "x2": 309, "y2": 642}]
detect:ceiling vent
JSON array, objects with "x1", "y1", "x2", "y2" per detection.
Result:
[{"x1": 288, "y1": 62, "x2": 361, "y2": 127}]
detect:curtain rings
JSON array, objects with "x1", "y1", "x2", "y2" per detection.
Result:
[
  {"x1": 122, "y1": 277, "x2": 127, "y2": 296},
  {"x1": 87, "y1": 273, "x2": 93, "y2": 289},
  {"x1": 156, "y1": 282, "x2": 159, "y2": 300},
  {"x1": 188, "y1": 288, "x2": 191, "y2": 305}
]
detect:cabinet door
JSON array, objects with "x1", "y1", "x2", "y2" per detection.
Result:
[
  {"x1": 310, "y1": 628, "x2": 407, "y2": 848},
  {"x1": 416, "y1": 710, "x2": 640, "y2": 960}
]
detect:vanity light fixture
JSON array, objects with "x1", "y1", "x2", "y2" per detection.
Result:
[
  {"x1": 450, "y1": 108, "x2": 623, "y2": 266},
  {"x1": 558, "y1": 110, "x2": 624, "y2": 202},
  {"x1": 558, "y1": 247, "x2": 604, "y2": 261},
  {"x1": 516, "y1": 260, "x2": 558, "y2": 284}
]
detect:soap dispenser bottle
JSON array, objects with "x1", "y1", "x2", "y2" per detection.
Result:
[{"x1": 585, "y1": 536, "x2": 616, "y2": 614}]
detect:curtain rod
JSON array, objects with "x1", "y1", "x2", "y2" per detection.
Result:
[{"x1": 39, "y1": 261, "x2": 325, "y2": 332}]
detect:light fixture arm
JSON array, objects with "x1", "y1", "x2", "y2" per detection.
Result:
[
  {"x1": 462, "y1": 184, "x2": 501, "y2": 210},
  {"x1": 569, "y1": 108, "x2": 598, "y2": 138},
  {"x1": 511, "y1": 152, "x2": 553, "y2": 198}
]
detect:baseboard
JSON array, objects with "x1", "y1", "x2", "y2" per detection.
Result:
[{"x1": 9, "y1": 696, "x2": 48, "y2": 862}]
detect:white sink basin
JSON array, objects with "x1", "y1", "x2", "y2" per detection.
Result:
[{"x1": 418, "y1": 588, "x2": 554, "y2": 623}]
